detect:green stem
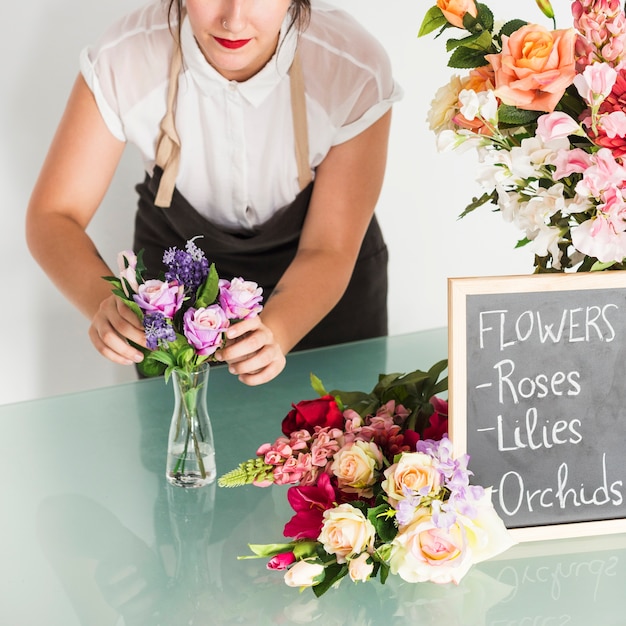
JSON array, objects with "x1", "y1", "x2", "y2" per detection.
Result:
[{"x1": 173, "y1": 370, "x2": 207, "y2": 478}]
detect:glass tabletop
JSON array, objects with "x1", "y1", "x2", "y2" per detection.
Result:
[{"x1": 2, "y1": 328, "x2": 626, "y2": 625}]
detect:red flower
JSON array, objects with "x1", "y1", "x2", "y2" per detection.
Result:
[
  {"x1": 283, "y1": 473, "x2": 336, "y2": 540},
  {"x1": 402, "y1": 397, "x2": 449, "y2": 451},
  {"x1": 423, "y1": 397, "x2": 449, "y2": 441},
  {"x1": 281, "y1": 395, "x2": 344, "y2": 436}
]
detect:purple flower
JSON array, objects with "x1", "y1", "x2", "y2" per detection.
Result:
[
  {"x1": 183, "y1": 306, "x2": 229, "y2": 356},
  {"x1": 143, "y1": 312, "x2": 176, "y2": 350},
  {"x1": 133, "y1": 280, "x2": 184, "y2": 319},
  {"x1": 162, "y1": 239, "x2": 209, "y2": 295},
  {"x1": 218, "y1": 278, "x2": 263, "y2": 320}
]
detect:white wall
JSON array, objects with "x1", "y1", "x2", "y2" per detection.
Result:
[{"x1": 1, "y1": 0, "x2": 572, "y2": 405}]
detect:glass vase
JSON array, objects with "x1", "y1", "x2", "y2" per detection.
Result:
[{"x1": 166, "y1": 363, "x2": 216, "y2": 488}]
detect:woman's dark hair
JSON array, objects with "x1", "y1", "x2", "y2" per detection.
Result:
[{"x1": 165, "y1": 0, "x2": 311, "y2": 46}]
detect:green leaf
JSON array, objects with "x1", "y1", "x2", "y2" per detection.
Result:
[
  {"x1": 473, "y1": 3, "x2": 494, "y2": 32},
  {"x1": 498, "y1": 104, "x2": 540, "y2": 127},
  {"x1": 310, "y1": 372, "x2": 328, "y2": 397},
  {"x1": 500, "y1": 19, "x2": 528, "y2": 38},
  {"x1": 312, "y1": 563, "x2": 349, "y2": 597},
  {"x1": 417, "y1": 6, "x2": 447, "y2": 38},
  {"x1": 136, "y1": 356, "x2": 166, "y2": 378},
  {"x1": 458, "y1": 190, "x2": 498, "y2": 218},
  {"x1": 448, "y1": 45, "x2": 491, "y2": 69},
  {"x1": 368, "y1": 504, "x2": 398, "y2": 544},
  {"x1": 247, "y1": 543, "x2": 296, "y2": 558},
  {"x1": 591, "y1": 260, "x2": 617, "y2": 271},
  {"x1": 446, "y1": 30, "x2": 493, "y2": 54},
  {"x1": 195, "y1": 263, "x2": 219, "y2": 308}
]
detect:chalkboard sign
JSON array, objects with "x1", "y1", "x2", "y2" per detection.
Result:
[{"x1": 449, "y1": 273, "x2": 626, "y2": 541}]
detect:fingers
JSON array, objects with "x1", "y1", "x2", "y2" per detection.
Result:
[
  {"x1": 215, "y1": 318, "x2": 286, "y2": 385},
  {"x1": 89, "y1": 295, "x2": 146, "y2": 365}
]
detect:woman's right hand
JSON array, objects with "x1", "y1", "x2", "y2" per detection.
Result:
[{"x1": 88, "y1": 295, "x2": 147, "y2": 365}]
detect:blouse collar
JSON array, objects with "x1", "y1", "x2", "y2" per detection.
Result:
[{"x1": 180, "y1": 13, "x2": 298, "y2": 107}]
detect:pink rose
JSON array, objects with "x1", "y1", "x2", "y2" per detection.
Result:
[
  {"x1": 183, "y1": 305, "x2": 229, "y2": 356},
  {"x1": 267, "y1": 552, "x2": 296, "y2": 570},
  {"x1": 133, "y1": 280, "x2": 184, "y2": 318},
  {"x1": 536, "y1": 112, "x2": 581, "y2": 142},
  {"x1": 218, "y1": 277, "x2": 263, "y2": 320},
  {"x1": 486, "y1": 25, "x2": 576, "y2": 112}
]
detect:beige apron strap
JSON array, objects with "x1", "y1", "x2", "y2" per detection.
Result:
[
  {"x1": 154, "y1": 43, "x2": 311, "y2": 208},
  {"x1": 154, "y1": 44, "x2": 183, "y2": 208},
  {"x1": 289, "y1": 48, "x2": 312, "y2": 191}
]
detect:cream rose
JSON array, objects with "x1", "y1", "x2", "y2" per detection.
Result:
[
  {"x1": 389, "y1": 489, "x2": 515, "y2": 585},
  {"x1": 283, "y1": 560, "x2": 325, "y2": 588},
  {"x1": 381, "y1": 452, "x2": 443, "y2": 509},
  {"x1": 348, "y1": 553, "x2": 374, "y2": 583},
  {"x1": 318, "y1": 504, "x2": 376, "y2": 564},
  {"x1": 330, "y1": 440, "x2": 383, "y2": 498}
]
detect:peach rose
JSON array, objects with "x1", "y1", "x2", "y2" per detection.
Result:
[
  {"x1": 437, "y1": 0, "x2": 477, "y2": 29},
  {"x1": 330, "y1": 441, "x2": 383, "y2": 498},
  {"x1": 486, "y1": 24, "x2": 576, "y2": 112},
  {"x1": 381, "y1": 452, "x2": 443, "y2": 509},
  {"x1": 318, "y1": 504, "x2": 376, "y2": 563}
]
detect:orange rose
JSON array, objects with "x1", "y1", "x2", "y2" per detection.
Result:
[
  {"x1": 437, "y1": 0, "x2": 478, "y2": 29},
  {"x1": 486, "y1": 24, "x2": 576, "y2": 113}
]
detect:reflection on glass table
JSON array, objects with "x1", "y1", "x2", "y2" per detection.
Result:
[{"x1": 2, "y1": 328, "x2": 626, "y2": 625}]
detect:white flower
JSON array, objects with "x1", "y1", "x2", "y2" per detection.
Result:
[{"x1": 284, "y1": 560, "x2": 325, "y2": 588}]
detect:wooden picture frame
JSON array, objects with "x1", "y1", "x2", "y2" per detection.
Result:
[{"x1": 448, "y1": 272, "x2": 626, "y2": 542}]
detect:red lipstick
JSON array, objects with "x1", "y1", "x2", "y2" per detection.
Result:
[{"x1": 214, "y1": 37, "x2": 251, "y2": 50}]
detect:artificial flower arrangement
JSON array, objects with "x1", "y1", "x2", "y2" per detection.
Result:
[
  {"x1": 106, "y1": 237, "x2": 263, "y2": 485},
  {"x1": 218, "y1": 362, "x2": 515, "y2": 596},
  {"x1": 420, "y1": 0, "x2": 626, "y2": 272},
  {"x1": 105, "y1": 236, "x2": 263, "y2": 379}
]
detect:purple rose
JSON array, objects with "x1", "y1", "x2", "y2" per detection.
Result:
[
  {"x1": 133, "y1": 280, "x2": 184, "y2": 318},
  {"x1": 218, "y1": 278, "x2": 263, "y2": 320},
  {"x1": 183, "y1": 306, "x2": 229, "y2": 356}
]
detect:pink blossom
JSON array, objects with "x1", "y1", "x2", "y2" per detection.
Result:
[
  {"x1": 267, "y1": 552, "x2": 296, "y2": 570},
  {"x1": 571, "y1": 213, "x2": 626, "y2": 262},
  {"x1": 218, "y1": 277, "x2": 263, "y2": 320},
  {"x1": 550, "y1": 147, "x2": 594, "y2": 179},
  {"x1": 133, "y1": 279, "x2": 184, "y2": 318},
  {"x1": 577, "y1": 148, "x2": 626, "y2": 198},
  {"x1": 283, "y1": 473, "x2": 336, "y2": 540},
  {"x1": 573, "y1": 62, "x2": 618, "y2": 104},
  {"x1": 536, "y1": 112, "x2": 581, "y2": 141},
  {"x1": 598, "y1": 110, "x2": 626, "y2": 138},
  {"x1": 182, "y1": 305, "x2": 229, "y2": 356},
  {"x1": 273, "y1": 453, "x2": 312, "y2": 485}
]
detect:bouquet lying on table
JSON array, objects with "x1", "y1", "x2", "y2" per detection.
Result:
[{"x1": 218, "y1": 362, "x2": 515, "y2": 596}]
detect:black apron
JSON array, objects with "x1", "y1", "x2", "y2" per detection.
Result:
[{"x1": 133, "y1": 44, "x2": 388, "y2": 352}]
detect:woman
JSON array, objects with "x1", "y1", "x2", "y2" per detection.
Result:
[{"x1": 26, "y1": 0, "x2": 401, "y2": 385}]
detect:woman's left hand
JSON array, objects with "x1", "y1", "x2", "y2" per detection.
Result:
[{"x1": 214, "y1": 316, "x2": 286, "y2": 385}]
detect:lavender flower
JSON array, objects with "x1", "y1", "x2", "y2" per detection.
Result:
[
  {"x1": 143, "y1": 312, "x2": 177, "y2": 350},
  {"x1": 162, "y1": 238, "x2": 209, "y2": 296}
]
